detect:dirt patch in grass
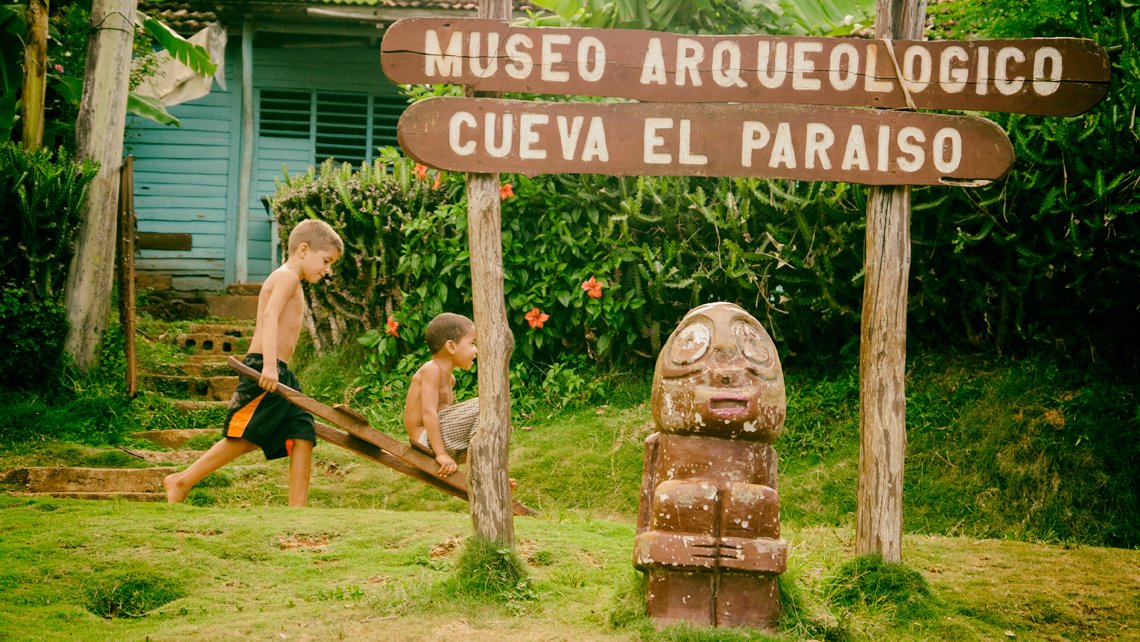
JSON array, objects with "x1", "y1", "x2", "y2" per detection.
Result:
[{"x1": 277, "y1": 533, "x2": 331, "y2": 550}]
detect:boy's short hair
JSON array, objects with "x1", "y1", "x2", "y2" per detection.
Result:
[
  {"x1": 425, "y1": 313, "x2": 474, "y2": 353},
  {"x1": 288, "y1": 219, "x2": 344, "y2": 255}
]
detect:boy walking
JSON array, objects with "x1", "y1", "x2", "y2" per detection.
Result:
[
  {"x1": 164, "y1": 219, "x2": 343, "y2": 506},
  {"x1": 404, "y1": 312, "x2": 479, "y2": 477}
]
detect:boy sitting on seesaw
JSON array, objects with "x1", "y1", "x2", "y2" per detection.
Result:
[
  {"x1": 164, "y1": 219, "x2": 343, "y2": 506},
  {"x1": 404, "y1": 312, "x2": 480, "y2": 477}
]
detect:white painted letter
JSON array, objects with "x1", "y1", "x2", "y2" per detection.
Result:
[
  {"x1": 556, "y1": 115, "x2": 584, "y2": 161},
  {"x1": 829, "y1": 43, "x2": 859, "y2": 91},
  {"x1": 1033, "y1": 46, "x2": 1062, "y2": 96},
  {"x1": 540, "y1": 34, "x2": 572, "y2": 82},
  {"x1": 644, "y1": 118, "x2": 672, "y2": 164},
  {"x1": 678, "y1": 119, "x2": 708, "y2": 165},
  {"x1": 896, "y1": 126, "x2": 925, "y2": 172},
  {"x1": 424, "y1": 30, "x2": 464, "y2": 77},
  {"x1": 932, "y1": 127, "x2": 962, "y2": 173},
  {"x1": 518, "y1": 113, "x2": 549, "y2": 160},
  {"x1": 468, "y1": 32, "x2": 500, "y2": 77},
  {"x1": 505, "y1": 33, "x2": 534, "y2": 79},
  {"x1": 741, "y1": 122, "x2": 771, "y2": 167},
  {"x1": 976, "y1": 46, "x2": 990, "y2": 95},
  {"x1": 485, "y1": 112, "x2": 513, "y2": 158},
  {"x1": 769, "y1": 123, "x2": 797, "y2": 169},
  {"x1": 995, "y1": 46, "x2": 1026, "y2": 95},
  {"x1": 805, "y1": 123, "x2": 834, "y2": 170},
  {"x1": 711, "y1": 41, "x2": 746, "y2": 88},
  {"x1": 939, "y1": 46, "x2": 968, "y2": 93},
  {"x1": 792, "y1": 41, "x2": 823, "y2": 90},
  {"x1": 864, "y1": 44, "x2": 895, "y2": 93},
  {"x1": 449, "y1": 111, "x2": 477, "y2": 156},
  {"x1": 756, "y1": 41, "x2": 788, "y2": 89},
  {"x1": 581, "y1": 117, "x2": 609, "y2": 162},
  {"x1": 841, "y1": 125, "x2": 869, "y2": 171},
  {"x1": 676, "y1": 38, "x2": 704, "y2": 86},
  {"x1": 641, "y1": 38, "x2": 667, "y2": 85},
  {"x1": 903, "y1": 45, "x2": 932, "y2": 92},
  {"x1": 579, "y1": 37, "x2": 606, "y2": 82}
]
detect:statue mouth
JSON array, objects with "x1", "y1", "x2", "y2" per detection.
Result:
[{"x1": 708, "y1": 396, "x2": 750, "y2": 416}]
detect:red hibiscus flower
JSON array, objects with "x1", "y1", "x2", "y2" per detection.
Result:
[
  {"x1": 385, "y1": 316, "x2": 399, "y2": 337},
  {"x1": 525, "y1": 307, "x2": 550, "y2": 329},
  {"x1": 499, "y1": 182, "x2": 514, "y2": 200},
  {"x1": 581, "y1": 276, "x2": 603, "y2": 298},
  {"x1": 414, "y1": 163, "x2": 428, "y2": 179}
]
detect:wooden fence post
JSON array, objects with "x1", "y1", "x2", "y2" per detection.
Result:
[
  {"x1": 465, "y1": 0, "x2": 516, "y2": 546},
  {"x1": 856, "y1": 0, "x2": 928, "y2": 563}
]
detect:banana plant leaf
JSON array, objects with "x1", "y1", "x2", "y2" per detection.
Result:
[{"x1": 53, "y1": 74, "x2": 179, "y2": 127}]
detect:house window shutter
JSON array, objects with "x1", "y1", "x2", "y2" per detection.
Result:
[
  {"x1": 258, "y1": 90, "x2": 311, "y2": 138},
  {"x1": 258, "y1": 89, "x2": 407, "y2": 165},
  {"x1": 316, "y1": 92, "x2": 369, "y2": 165}
]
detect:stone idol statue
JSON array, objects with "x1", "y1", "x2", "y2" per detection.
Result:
[{"x1": 634, "y1": 302, "x2": 787, "y2": 630}]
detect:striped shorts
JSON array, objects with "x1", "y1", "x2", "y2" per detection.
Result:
[{"x1": 417, "y1": 397, "x2": 479, "y2": 457}]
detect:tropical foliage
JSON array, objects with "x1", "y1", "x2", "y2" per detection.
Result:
[{"x1": 0, "y1": 1, "x2": 215, "y2": 146}]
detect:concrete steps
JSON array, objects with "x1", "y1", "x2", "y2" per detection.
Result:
[
  {"x1": 0, "y1": 466, "x2": 176, "y2": 501},
  {"x1": 0, "y1": 292, "x2": 260, "y2": 504}
]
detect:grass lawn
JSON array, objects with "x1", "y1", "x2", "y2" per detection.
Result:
[
  {"x1": 3, "y1": 496, "x2": 1139, "y2": 641},
  {"x1": 2, "y1": 340, "x2": 1138, "y2": 640}
]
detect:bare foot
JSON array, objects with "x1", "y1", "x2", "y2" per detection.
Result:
[
  {"x1": 509, "y1": 477, "x2": 517, "y2": 491},
  {"x1": 163, "y1": 474, "x2": 188, "y2": 503}
]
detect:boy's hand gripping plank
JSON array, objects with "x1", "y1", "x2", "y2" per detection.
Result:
[{"x1": 228, "y1": 356, "x2": 537, "y2": 516}]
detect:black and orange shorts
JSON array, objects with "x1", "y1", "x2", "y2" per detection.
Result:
[{"x1": 222, "y1": 354, "x2": 315, "y2": 460}]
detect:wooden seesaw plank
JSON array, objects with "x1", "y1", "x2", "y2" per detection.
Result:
[
  {"x1": 227, "y1": 357, "x2": 537, "y2": 516},
  {"x1": 313, "y1": 422, "x2": 468, "y2": 502}
]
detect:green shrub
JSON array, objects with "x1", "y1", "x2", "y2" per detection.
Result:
[
  {"x1": 0, "y1": 142, "x2": 98, "y2": 301},
  {"x1": 914, "y1": 0, "x2": 1140, "y2": 363},
  {"x1": 0, "y1": 288, "x2": 68, "y2": 391}
]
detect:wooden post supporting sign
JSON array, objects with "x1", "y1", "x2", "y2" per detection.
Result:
[{"x1": 465, "y1": 0, "x2": 517, "y2": 548}]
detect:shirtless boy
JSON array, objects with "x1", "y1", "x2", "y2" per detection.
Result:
[
  {"x1": 404, "y1": 312, "x2": 479, "y2": 477},
  {"x1": 164, "y1": 219, "x2": 343, "y2": 506}
]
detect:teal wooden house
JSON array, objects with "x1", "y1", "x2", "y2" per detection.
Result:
[{"x1": 130, "y1": 0, "x2": 531, "y2": 292}]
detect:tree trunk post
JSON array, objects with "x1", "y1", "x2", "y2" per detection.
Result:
[
  {"x1": 21, "y1": 0, "x2": 49, "y2": 149},
  {"x1": 464, "y1": 0, "x2": 515, "y2": 546},
  {"x1": 856, "y1": 0, "x2": 927, "y2": 563},
  {"x1": 63, "y1": 0, "x2": 138, "y2": 370}
]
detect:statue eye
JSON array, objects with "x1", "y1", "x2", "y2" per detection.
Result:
[
  {"x1": 733, "y1": 320, "x2": 772, "y2": 366},
  {"x1": 670, "y1": 321, "x2": 711, "y2": 366}
]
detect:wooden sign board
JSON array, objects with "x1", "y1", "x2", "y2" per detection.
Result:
[
  {"x1": 381, "y1": 18, "x2": 1110, "y2": 116},
  {"x1": 397, "y1": 97, "x2": 1014, "y2": 186}
]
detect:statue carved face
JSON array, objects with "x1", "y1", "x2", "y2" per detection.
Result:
[{"x1": 650, "y1": 302, "x2": 785, "y2": 441}]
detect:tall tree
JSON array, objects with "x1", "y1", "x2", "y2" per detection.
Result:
[
  {"x1": 19, "y1": 0, "x2": 47, "y2": 148},
  {"x1": 63, "y1": 0, "x2": 137, "y2": 370}
]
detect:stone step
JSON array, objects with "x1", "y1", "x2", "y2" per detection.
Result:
[
  {"x1": 0, "y1": 466, "x2": 176, "y2": 493},
  {"x1": 169, "y1": 399, "x2": 229, "y2": 413},
  {"x1": 226, "y1": 282, "x2": 263, "y2": 296},
  {"x1": 139, "y1": 374, "x2": 237, "y2": 401},
  {"x1": 7, "y1": 491, "x2": 166, "y2": 502},
  {"x1": 132, "y1": 429, "x2": 218, "y2": 448},
  {"x1": 174, "y1": 332, "x2": 249, "y2": 356},
  {"x1": 204, "y1": 293, "x2": 258, "y2": 320},
  {"x1": 185, "y1": 323, "x2": 255, "y2": 338},
  {"x1": 176, "y1": 360, "x2": 233, "y2": 378},
  {"x1": 126, "y1": 449, "x2": 207, "y2": 465}
]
